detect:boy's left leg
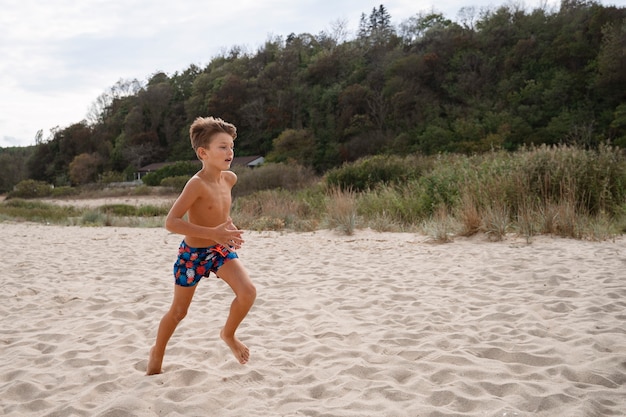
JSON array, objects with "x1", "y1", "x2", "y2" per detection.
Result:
[{"x1": 216, "y1": 258, "x2": 256, "y2": 364}]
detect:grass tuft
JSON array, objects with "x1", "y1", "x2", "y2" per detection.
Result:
[{"x1": 325, "y1": 187, "x2": 357, "y2": 235}]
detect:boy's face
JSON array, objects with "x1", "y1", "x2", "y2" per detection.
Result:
[{"x1": 198, "y1": 132, "x2": 235, "y2": 169}]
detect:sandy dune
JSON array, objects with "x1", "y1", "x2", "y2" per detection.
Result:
[{"x1": 1, "y1": 223, "x2": 625, "y2": 416}]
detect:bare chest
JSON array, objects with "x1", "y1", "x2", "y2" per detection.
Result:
[{"x1": 188, "y1": 184, "x2": 232, "y2": 224}]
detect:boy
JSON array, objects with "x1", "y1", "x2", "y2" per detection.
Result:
[{"x1": 147, "y1": 116, "x2": 256, "y2": 375}]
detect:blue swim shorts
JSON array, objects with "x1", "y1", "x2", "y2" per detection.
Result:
[{"x1": 173, "y1": 241, "x2": 238, "y2": 287}]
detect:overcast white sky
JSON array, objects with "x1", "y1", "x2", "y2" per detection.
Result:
[{"x1": 0, "y1": 0, "x2": 621, "y2": 147}]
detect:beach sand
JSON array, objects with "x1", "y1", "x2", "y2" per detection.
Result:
[
  {"x1": 42, "y1": 195, "x2": 177, "y2": 208},
  {"x1": 1, "y1": 222, "x2": 625, "y2": 417}
]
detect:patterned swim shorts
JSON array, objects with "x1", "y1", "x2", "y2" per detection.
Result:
[{"x1": 173, "y1": 241, "x2": 238, "y2": 287}]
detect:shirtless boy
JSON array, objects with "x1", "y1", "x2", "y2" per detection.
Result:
[{"x1": 147, "y1": 116, "x2": 256, "y2": 375}]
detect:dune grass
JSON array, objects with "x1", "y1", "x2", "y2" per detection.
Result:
[
  {"x1": 0, "y1": 199, "x2": 169, "y2": 227},
  {"x1": 231, "y1": 145, "x2": 626, "y2": 241},
  {"x1": 0, "y1": 199, "x2": 82, "y2": 223},
  {"x1": 2, "y1": 145, "x2": 625, "y2": 241}
]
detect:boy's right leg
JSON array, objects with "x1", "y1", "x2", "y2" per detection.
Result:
[{"x1": 147, "y1": 284, "x2": 197, "y2": 375}]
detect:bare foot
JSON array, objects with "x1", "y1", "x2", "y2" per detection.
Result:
[
  {"x1": 146, "y1": 347, "x2": 163, "y2": 375},
  {"x1": 220, "y1": 329, "x2": 250, "y2": 364}
]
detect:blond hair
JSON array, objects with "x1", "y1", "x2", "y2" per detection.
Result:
[{"x1": 189, "y1": 116, "x2": 237, "y2": 152}]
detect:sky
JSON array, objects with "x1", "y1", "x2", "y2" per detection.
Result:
[{"x1": 1, "y1": 0, "x2": 622, "y2": 148}]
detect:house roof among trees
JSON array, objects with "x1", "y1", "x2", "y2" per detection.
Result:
[{"x1": 137, "y1": 156, "x2": 264, "y2": 173}]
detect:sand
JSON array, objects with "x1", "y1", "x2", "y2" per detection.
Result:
[
  {"x1": 42, "y1": 195, "x2": 177, "y2": 208},
  {"x1": 1, "y1": 222, "x2": 625, "y2": 417}
]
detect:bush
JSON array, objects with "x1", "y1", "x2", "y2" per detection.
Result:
[
  {"x1": 130, "y1": 185, "x2": 155, "y2": 196},
  {"x1": 142, "y1": 161, "x2": 198, "y2": 186},
  {"x1": 325, "y1": 155, "x2": 428, "y2": 192},
  {"x1": 100, "y1": 204, "x2": 138, "y2": 216},
  {"x1": 135, "y1": 205, "x2": 169, "y2": 217},
  {"x1": 100, "y1": 171, "x2": 125, "y2": 184},
  {"x1": 232, "y1": 163, "x2": 318, "y2": 197},
  {"x1": 50, "y1": 186, "x2": 79, "y2": 198},
  {"x1": 81, "y1": 210, "x2": 107, "y2": 225},
  {"x1": 160, "y1": 176, "x2": 188, "y2": 192},
  {"x1": 7, "y1": 179, "x2": 53, "y2": 199}
]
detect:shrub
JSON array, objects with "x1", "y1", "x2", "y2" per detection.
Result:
[
  {"x1": 232, "y1": 163, "x2": 318, "y2": 197},
  {"x1": 131, "y1": 185, "x2": 154, "y2": 196},
  {"x1": 99, "y1": 204, "x2": 137, "y2": 216},
  {"x1": 142, "y1": 162, "x2": 198, "y2": 186},
  {"x1": 135, "y1": 205, "x2": 169, "y2": 217},
  {"x1": 160, "y1": 176, "x2": 188, "y2": 192},
  {"x1": 50, "y1": 186, "x2": 79, "y2": 198},
  {"x1": 325, "y1": 154, "x2": 428, "y2": 192},
  {"x1": 7, "y1": 180, "x2": 53, "y2": 199},
  {"x1": 81, "y1": 210, "x2": 107, "y2": 225},
  {"x1": 100, "y1": 171, "x2": 125, "y2": 184}
]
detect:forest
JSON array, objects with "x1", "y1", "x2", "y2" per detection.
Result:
[{"x1": 0, "y1": 0, "x2": 625, "y2": 193}]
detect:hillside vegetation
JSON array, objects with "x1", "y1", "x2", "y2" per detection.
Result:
[
  {"x1": 0, "y1": 1, "x2": 623, "y2": 191},
  {"x1": 1, "y1": 2, "x2": 625, "y2": 239},
  {"x1": 3, "y1": 145, "x2": 625, "y2": 241}
]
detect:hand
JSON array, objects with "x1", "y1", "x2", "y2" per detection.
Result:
[{"x1": 215, "y1": 217, "x2": 244, "y2": 250}]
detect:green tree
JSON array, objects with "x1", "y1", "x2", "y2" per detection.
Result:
[
  {"x1": 267, "y1": 129, "x2": 317, "y2": 166},
  {"x1": 358, "y1": 4, "x2": 395, "y2": 46},
  {"x1": 16, "y1": 2, "x2": 626, "y2": 183},
  {"x1": 398, "y1": 12, "x2": 452, "y2": 45},
  {"x1": 596, "y1": 20, "x2": 626, "y2": 103},
  {"x1": 0, "y1": 146, "x2": 33, "y2": 193}
]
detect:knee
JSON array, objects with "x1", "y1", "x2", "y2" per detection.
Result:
[
  {"x1": 239, "y1": 283, "x2": 257, "y2": 306},
  {"x1": 169, "y1": 306, "x2": 189, "y2": 323}
]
